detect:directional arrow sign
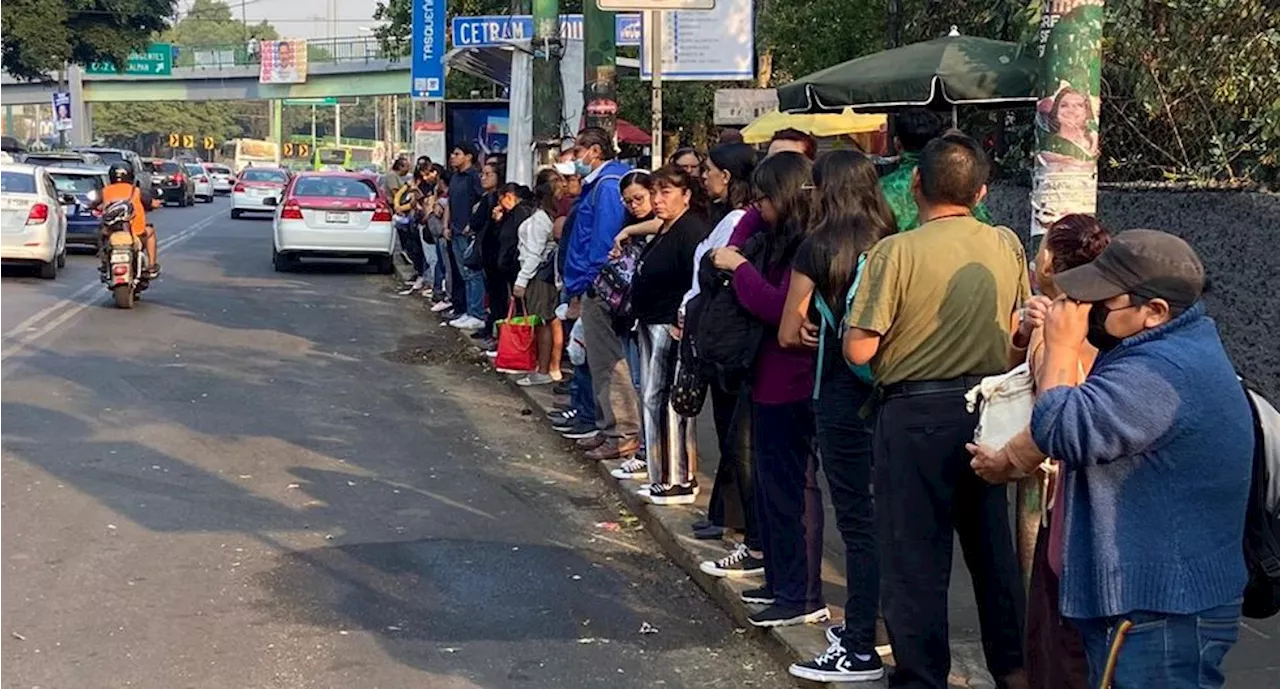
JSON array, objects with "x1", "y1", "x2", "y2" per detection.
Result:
[{"x1": 86, "y1": 44, "x2": 173, "y2": 76}]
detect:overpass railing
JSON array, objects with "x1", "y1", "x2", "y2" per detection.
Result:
[{"x1": 177, "y1": 36, "x2": 407, "y2": 70}]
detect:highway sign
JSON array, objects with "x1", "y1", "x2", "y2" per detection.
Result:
[
  {"x1": 168, "y1": 133, "x2": 181, "y2": 148},
  {"x1": 283, "y1": 143, "x2": 312, "y2": 158},
  {"x1": 86, "y1": 44, "x2": 173, "y2": 76},
  {"x1": 203, "y1": 136, "x2": 216, "y2": 151},
  {"x1": 283, "y1": 97, "x2": 338, "y2": 105},
  {"x1": 451, "y1": 13, "x2": 642, "y2": 48},
  {"x1": 182, "y1": 134, "x2": 195, "y2": 149}
]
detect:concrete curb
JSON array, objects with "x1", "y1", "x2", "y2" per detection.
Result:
[{"x1": 394, "y1": 276, "x2": 998, "y2": 688}]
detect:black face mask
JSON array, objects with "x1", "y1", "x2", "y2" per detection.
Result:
[{"x1": 1086, "y1": 303, "x2": 1127, "y2": 351}]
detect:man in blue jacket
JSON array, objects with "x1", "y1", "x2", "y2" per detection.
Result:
[
  {"x1": 561, "y1": 127, "x2": 639, "y2": 460},
  {"x1": 986, "y1": 230, "x2": 1253, "y2": 688}
]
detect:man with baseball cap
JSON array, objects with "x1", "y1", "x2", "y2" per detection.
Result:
[{"x1": 1017, "y1": 229, "x2": 1253, "y2": 687}]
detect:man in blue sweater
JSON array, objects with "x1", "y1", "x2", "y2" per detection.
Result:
[
  {"x1": 1026, "y1": 230, "x2": 1252, "y2": 687},
  {"x1": 561, "y1": 127, "x2": 639, "y2": 460}
]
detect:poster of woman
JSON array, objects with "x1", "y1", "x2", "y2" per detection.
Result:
[{"x1": 1036, "y1": 84, "x2": 1099, "y2": 162}]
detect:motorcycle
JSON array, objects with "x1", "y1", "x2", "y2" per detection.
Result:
[{"x1": 97, "y1": 196, "x2": 151, "y2": 309}]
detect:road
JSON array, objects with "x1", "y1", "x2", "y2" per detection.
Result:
[{"x1": 1, "y1": 199, "x2": 784, "y2": 689}]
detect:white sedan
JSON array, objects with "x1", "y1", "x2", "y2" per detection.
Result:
[
  {"x1": 185, "y1": 163, "x2": 215, "y2": 202},
  {"x1": 1, "y1": 163, "x2": 69, "y2": 279},
  {"x1": 205, "y1": 163, "x2": 234, "y2": 194},
  {"x1": 231, "y1": 167, "x2": 290, "y2": 219},
  {"x1": 271, "y1": 171, "x2": 395, "y2": 273}
]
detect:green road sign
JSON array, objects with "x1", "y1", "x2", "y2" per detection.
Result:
[
  {"x1": 284, "y1": 97, "x2": 338, "y2": 105},
  {"x1": 86, "y1": 44, "x2": 173, "y2": 76}
]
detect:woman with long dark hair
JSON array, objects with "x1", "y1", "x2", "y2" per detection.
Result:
[
  {"x1": 680, "y1": 143, "x2": 767, "y2": 575},
  {"x1": 709, "y1": 151, "x2": 825, "y2": 628},
  {"x1": 466, "y1": 158, "x2": 506, "y2": 344},
  {"x1": 627, "y1": 166, "x2": 710, "y2": 505},
  {"x1": 780, "y1": 150, "x2": 896, "y2": 682},
  {"x1": 512, "y1": 168, "x2": 565, "y2": 387}
]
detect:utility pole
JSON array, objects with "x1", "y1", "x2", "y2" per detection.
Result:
[
  {"x1": 648, "y1": 11, "x2": 663, "y2": 171},
  {"x1": 1019, "y1": 0, "x2": 1105, "y2": 584},
  {"x1": 582, "y1": 0, "x2": 618, "y2": 139},
  {"x1": 532, "y1": 0, "x2": 565, "y2": 167}
]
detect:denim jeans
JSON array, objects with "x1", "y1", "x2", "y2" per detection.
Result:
[
  {"x1": 754, "y1": 399, "x2": 824, "y2": 612},
  {"x1": 432, "y1": 242, "x2": 448, "y2": 293},
  {"x1": 1072, "y1": 601, "x2": 1241, "y2": 689},
  {"x1": 450, "y1": 234, "x2": 486, "y2": 320},
  {"x1": 815, "y1": 366, "x2": 879, "y2": 654},
  {"x1": 570, "y1": 363, "x2": 597, "y2": 428}
]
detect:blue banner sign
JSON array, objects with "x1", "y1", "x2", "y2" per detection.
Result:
[
  {"x1": 412, "y1": 0, "x2": 446, "y2": 100},
  {"x1": 451, "y1": 13, "x2": 641, "y2": 49}
]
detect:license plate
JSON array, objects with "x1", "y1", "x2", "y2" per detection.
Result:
[
  {"x1": 325, "y1": 211, "x2": 349, "y2": 223},
  {"x1": 111, "y1": 251, "x2": 131, "y2": 262},
  {"x1": 249, "y1": 188, "x2": 265, "y2": 196}
]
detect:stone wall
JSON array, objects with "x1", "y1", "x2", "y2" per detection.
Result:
[{"x1": 985, "y1": 185, "x2": 1280, "y2": 400}]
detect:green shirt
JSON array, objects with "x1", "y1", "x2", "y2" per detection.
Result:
[
  {"x1": 879, "y1": 152, "x2": 994, "y2": 231},
  {"x1": 846, "y1": 216, "x2": 1030, "y2": 385}
]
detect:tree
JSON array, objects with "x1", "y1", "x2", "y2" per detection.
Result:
[
  {"x1": 1, "y1": 0, "x2": 176, "y2": 80},
  {"x1": 160, "y1": 0, "x2": 276, "y2": 48}
]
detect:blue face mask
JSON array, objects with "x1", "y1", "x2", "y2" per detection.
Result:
[{"x1": 574, "y1": 158, "x2": 592, "y2": 177}]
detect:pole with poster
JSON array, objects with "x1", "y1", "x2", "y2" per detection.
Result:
[
  {"x1": 532, "y1": 0, "x2": 565, "y2": 167},
  {"x1": 648, "y1": 10, "x2": 663, "y2": 171},
  {"x1": 1019, "y1": 0, "x2": 1105, "y2": 584},
  {"x1": 582, "y1": 1, "x2": 619, "y2": 139}
]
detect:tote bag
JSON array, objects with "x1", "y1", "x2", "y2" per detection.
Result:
[{"x1": 494, "y1": 299, "x2": 541, "y2": 374}]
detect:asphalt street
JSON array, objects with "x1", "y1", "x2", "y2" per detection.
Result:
[{"x1": 1, "y1": 199, "x2": 785, "y2": 689}]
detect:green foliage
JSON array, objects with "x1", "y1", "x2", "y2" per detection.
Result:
[
  {"x1": 1, "y1": 0, "x2": 176, "y2": 80},
  {"x1": 160, "y1": 0, "x2": 277, "y2": 48},
  {"x1": 93, "y1": 101, "x2": 244, "y2": 154}
]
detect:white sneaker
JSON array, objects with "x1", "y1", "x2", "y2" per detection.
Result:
[
  {"x1": 452, "y1": 315, "x2": 485, "y2": 330},
  {"x1": 431, "y1": 300, "x2": 454, "y2": 313},
  {"x1": 610, "y1": 458, "x2": 648, "y2": 480},
  {"x1": 516, "y1": 372, "x2": 554, "y2": 387},
  {"x1": 409, "y1": 276, "x2": 426, "y2": 290}
]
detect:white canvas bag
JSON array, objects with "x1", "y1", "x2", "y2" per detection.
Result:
[{"x1": 965, "y1": 362, "x2": 1036, "y2": 449}]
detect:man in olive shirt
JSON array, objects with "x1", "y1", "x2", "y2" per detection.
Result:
[{"x1": 845, "y1": 134, "x2": 1030, "y2": 689}]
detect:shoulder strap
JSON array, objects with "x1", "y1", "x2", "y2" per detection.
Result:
[
  {"x1": 840, "y1": 253, "x2": 869, "y2": 336},
  {"x1": 588, "y1": 172, "x2": 624, "y2": 206}
]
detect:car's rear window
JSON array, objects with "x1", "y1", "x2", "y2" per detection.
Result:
[
  {"x1": 23, "y1": 156, "x2": 81, "y2": 167},
  {"x1": 292, "y1": 176, "x2": 377, "y2": 200},
  {"x1": 241, "y1": 169, "x2": 288, "y2": 183},
  {"x1": 0, "y1": 171, "x2": 36, "y2": 193},
  {"x1": 50, "y1": 173, "x2": 103, "y2": 194},
  {"x1": 209, "y1": 165, "x2": 232, "y2": 174},
  {"x1": 159, "y1": 162, "x2": 182, "y2": 174},
  {"x1": 90, "y1": 151, "x2": 125, "y2": 166},
  {"x1": 185, "y1": 164, "x2": 205, "y2": 176}
]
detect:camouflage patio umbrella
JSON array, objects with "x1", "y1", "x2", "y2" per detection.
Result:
[{"x1": 777, "y1": 29, "x2": 1040, "y2": 115}]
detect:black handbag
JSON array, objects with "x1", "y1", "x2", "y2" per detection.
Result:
[{"x1": 670, "y1": 350, "x2": 709, "y2": 417}]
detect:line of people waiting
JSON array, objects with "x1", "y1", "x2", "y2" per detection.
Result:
[{"x1": 391, "y1": 111, "x2": 1262, "y2": 689}]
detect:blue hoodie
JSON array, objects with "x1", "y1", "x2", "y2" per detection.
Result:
[
  {"x1": 1031, "y1": 303, "x2": 1253, "y2": 620},
  {"x1": 562, "y1": 159, "x2": 630, "y2": 298}
]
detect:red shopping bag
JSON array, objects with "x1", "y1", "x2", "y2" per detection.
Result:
[{"x1": 494, "y1": 299, "x2": 539, "y2": 373}]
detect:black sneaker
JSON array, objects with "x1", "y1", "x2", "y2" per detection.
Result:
[
  {"x1": 825, "y1": 623, "x2": 844, "y2": 646},
  {"x1": 789, "y1": 639, "x2": 885, "y2": 683},
  {"x1": 560, "y1": 422, "x2": 599, "y2": 440},
  {"x1": 644, "y1": 483, "x2": 697, "y2": 506},
  {"x1": 740, "y1": 586, "x2": 775, "y2": 605},
  {"x1": 698, "y1": 543, "x2": 764, "y2": 578},
  {"x1": 747, "y1": 604, "x2": 830, "y2": 628},
  {"x1": 550, "y1": 409, "x2": 579, "y2": 430},
  {"x1": 552, "y1": 381, "x2": 572, "y2": 396}
]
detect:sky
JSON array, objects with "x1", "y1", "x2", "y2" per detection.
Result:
[{"x1": 181, "y1": 0, "x2": 386, "y2": 40}]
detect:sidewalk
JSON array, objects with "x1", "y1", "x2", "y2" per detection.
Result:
[{"x1": 390, "y1": 262, "x2": 1279, "y2": 687}]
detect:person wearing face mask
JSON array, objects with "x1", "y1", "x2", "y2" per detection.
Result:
[
  {"x1": 976, "y1": 229, "x2": 1253, "y2": 689},
  {"x1": 561, "y1": 127, "x2": 640, "y2": 461}
]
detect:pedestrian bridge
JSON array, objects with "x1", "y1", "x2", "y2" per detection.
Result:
[{"x1": 1, "y1": 37, "x2": 413, "y2": 105}]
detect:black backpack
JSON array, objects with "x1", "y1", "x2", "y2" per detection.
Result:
[
  {"x1": 1243, "y1": 384, "x2": 1280, "y2": 619},
  {"x1": 685, "y1": 234, "x2": 768, "y2": 388}
]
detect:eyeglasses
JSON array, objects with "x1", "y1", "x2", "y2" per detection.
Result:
[{"x1": 622, "y1": 194, "x2": 649, "y2": 208}]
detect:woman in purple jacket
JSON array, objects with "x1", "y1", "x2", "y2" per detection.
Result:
[{"x1": 709, "y1": 152, "x2": 826, "y2": 628}]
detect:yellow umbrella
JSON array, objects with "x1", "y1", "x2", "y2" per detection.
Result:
[{"x1": 740, "y1": 108, "x2": 886, "y2": 144}]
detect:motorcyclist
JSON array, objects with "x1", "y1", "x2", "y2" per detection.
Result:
[{"x1": 100, "y1": 162, "x2": 159, "y2": 277}]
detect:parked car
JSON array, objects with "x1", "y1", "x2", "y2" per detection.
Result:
[
  {"x1": 184, "y1": 162, "x2": 214, "y2": 203},
  {"x1": 204, "y1": 163, "x2": 234, "y2": 194},
  {"x1": 46, "y1": 164, "x2": 108, "y2": 250},
  {"x1": 152, "y1": 159, "x2": 195, "y2": 206},
  {"x1": 22, "y1": 151, "x2": 105, "y2": 169},
  {"x1": 231, "y1": 167, "x2": 289, "y2": 219},
  {"x1": 1, "y1": 162, "x2": 69, "y2": 279},
  {"x1": 72, "y1": 147, "x2": 154, "y2": 206},
  {"x1": 270, "y1": 171, "x2": 394, "y2": 273}
]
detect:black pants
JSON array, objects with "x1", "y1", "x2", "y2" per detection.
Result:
[
  {"x1": 754, "y1": 399, "x2": 824, "y2": 611},
  {"x1": 484, "y1": 267, "x2": 511, "y2": 336},
  {"x1": 816, "y1": 367, "x2": 879, "y2": 653},
  {"x1": 874, "y1": 389, "x2": 1024, "y2": 689},
  {"x1": 397, "y1": 222, "x2": 426, "y2": 277},
  {"x1": 706, "y1": 380, "x2": 758, "y2": 550}
]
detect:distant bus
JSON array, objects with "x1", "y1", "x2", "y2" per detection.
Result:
[
  {"x1": 218, "y1": 138, "x2": 280, "y2": 173},
  {"x1": 314, "y1": 147, "x2": 350, "y2": 171}
]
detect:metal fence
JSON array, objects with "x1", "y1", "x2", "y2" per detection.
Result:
[{"x1": 176, "y1": 36, "x2": 406, "y2": 70}]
